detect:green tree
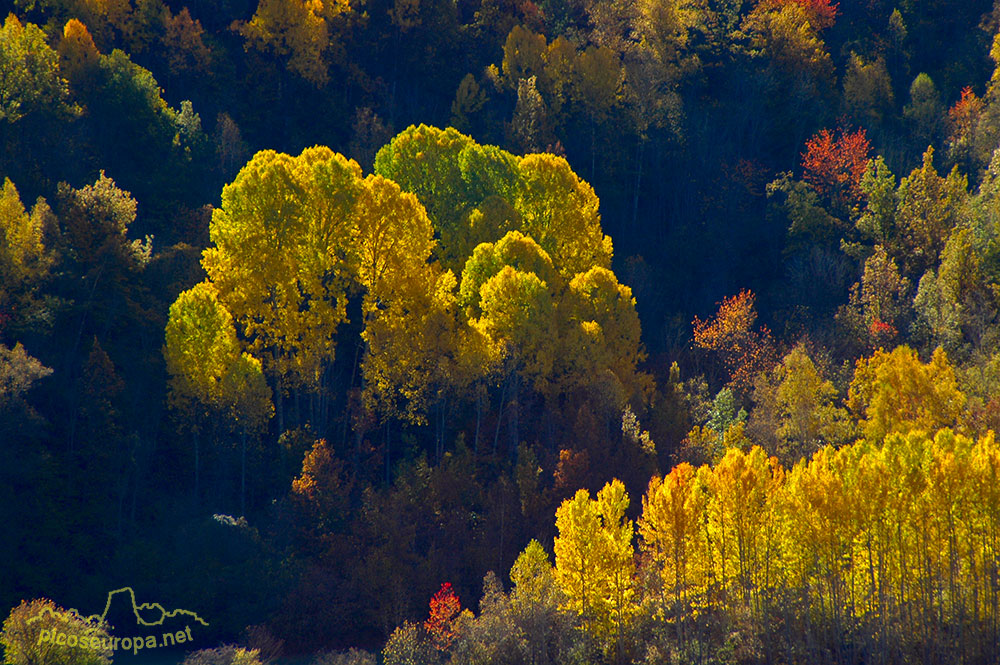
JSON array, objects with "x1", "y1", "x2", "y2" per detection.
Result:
[
  {"x1": 903, "y1": 73, "x2": 943, "y2": 152},
  {"x1": 843, "y1": 245, "x2": 910, "y2": 348},
  {"x1": 374, "y1": 124, "x2": 521, "y2": 271},
  {"x1": 842, "y1": 53, "x2": 894, "y2": 127},
  {"x1": 895, "y1": 147, "x2": 968, "y2": 277},
  {"x1": 0, "y1": 14, "x2": 72, "y2": 125},
  {"x1": 509, "y1": 539, "x2": 568, "y2": 665}
]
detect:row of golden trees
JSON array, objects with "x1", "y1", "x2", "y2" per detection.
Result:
[{"x1": 546, "y1": 427, "x2": 1000, "y2": 664}]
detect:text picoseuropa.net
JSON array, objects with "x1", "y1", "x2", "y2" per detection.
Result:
[{"x1": 37, "y1": 624, "x2": 196, "y2": 655}]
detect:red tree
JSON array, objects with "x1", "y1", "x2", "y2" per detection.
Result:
[
  {"x1": 424, "y1": 582, "x2": 461, "y2": 651},
  {"x1": 946, "y1": 86, "x2": 984, "y2": 167},
  {"x1": 801, "y1": 127, "x2": 871, "y2": 206},
  {"x1": 795, "y1": 0, "x2": 838, "y2": 29}
]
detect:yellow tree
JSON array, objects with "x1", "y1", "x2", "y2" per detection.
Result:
[
  {"x1": 968, "y1": 431, "x2": 1000, "y2": 658},
  {"x1": 845, "y1": 439, "x2": 894, "y2": 635},
  {"x1": 0, "y1": 14, "x2": 73, "y2": 125},
  {"x1": 164, "y1": 281, "x2": 241, "y2": 413},
  {"x1": 780, "y1": 445, "x2": 857, "y2": 633},
  {"x1": 237, "y1": 0, "x2": 348, "y2": 86},
  {"x1": 163, "y1": 7, "x2": 212, "y2": 74},
  {"x1": 501, "y1": 25, "x2": 547, "y2": 87},
  {"x1": 561, "y1": 266, "x2": 648, "y2": 404},
  {"x1": 458, "y1": 230, "x2": 559, "y2": 320},
  {"x1": 751, "y1": 344, "x2": 852, "y2": 463},
  {"x1": 58, "y1": 19, "x2": 101, "y2": 86},
  {"x1": 458, "y1": 230, "x2": 559, "y2": 448},
  {"x1": 596, "y1": 478, "x2": 636, "y2": 663},
  {"x1": 742, "y1": 1, "x2": 834, "y2": 84},
  {"x1": 573, "y1": 44, "x2": 622, "y2": 179},
  {"x1": 0, "y1": 178, "x2": 51, "y2": 313},
  {"x1": 553, "y1": 479, "x2": 636, "y2": 661},
  {"x1": 554, "y1": 487, "x2": 605, "y2": 637},
  {"x1": 703, "y1": 446, "x2": 784, "y2": 620},
  {"x1": 165, "y1": 281, "x2": 242, "y2": 495},
  {"x1": 639, "y1": 462, "x2": 705, "y2": 646},
  {"x1": 202, "y1": 147, "x2": 362, "y2": 429},
  {"x1": 474, "y1": 265, "x2": 556, "y2": 382},
  {"x1": 353, "y1": 173, "x2": 456, "y2": 431},
  {"x1": 472, "y1": 264, "x2": 557, "y2": 452},
  {"x1": 847, "y1": 345, "x2": 966, "y2": 443},
  {"x1": 517, "y1": 152, "x2": 613, "y2": 278},
  {"x1": 922, "y1": 429, "x2": 975, "y2": 641},
  {"x1": 1, "y1": 598, "x2": 112, "y2": 665}
]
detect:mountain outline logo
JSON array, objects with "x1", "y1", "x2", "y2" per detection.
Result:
[{"x1": 27, "y1": 587, "x2": 209, "y2": 629}]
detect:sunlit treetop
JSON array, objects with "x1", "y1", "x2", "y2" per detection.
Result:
[{"x1": 375, "y1": 124, "x2": 613, "y2": 277}]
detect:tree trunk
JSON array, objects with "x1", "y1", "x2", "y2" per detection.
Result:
[
  {"x1": 474, "y1": 388, "x2": 482, "y2": 455},
  {"x1": 193, "y1": 426, "x2": 200, "y2": 504},
  {"x1": 632, "y1": 136, "x2": 645, "y2": 231},
  {"x1": 240, "y1": 426, "x2": 247, "y2": 516},
  {"x1": 493, "y1": 374, "x2": 509, "y2": 456}
]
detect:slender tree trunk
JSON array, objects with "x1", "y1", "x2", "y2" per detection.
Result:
[
  {"x1": 509, "y1": 370, "x2": 519, "y2": 458},
  {"x1": 498, "y1": 484, "x2": 505, "y2": 574},
  {"x1": 193, "y1": 427, "x2": 200, "y2": 504},
  {"x1": 493, "y1": 374, "x2": 509, "y2": 456},
  {"x1": 276, "y1": 379, "x2": 284, "y2": 436},
  {"x1": 590, "y1": 122, "x2": 597, "y2": 183},
  {"x1": 632, "y1": 135, "x2": 645, "y2": 231},
  {"x1": 474, "y1": 388, "x2": 482, "y2": 455},
  {"x1": 294, "y1": 386, "x2": 301, "y2": 430},
  {"x1": 240, "y1": 426, "x2": 247, "y2": 516},
  {"x1": 384, "y1": 419, "x2": 391, "y2": 487},
  {"x1": 344, "y1": 341, "x2": 362, "y2": 456},
  {"x1": 67, "y1": 263, "x2": 106, "y2": 453}
]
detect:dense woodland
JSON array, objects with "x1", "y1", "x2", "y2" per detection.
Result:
[{"x1": 4, "y1": 0, "x2": 1000, "y2": 663}]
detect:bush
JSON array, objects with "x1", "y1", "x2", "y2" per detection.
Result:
[
  {"x1": 1, "y1": 598, "x2": 111, "y2": 665},
  {"x1": 311, "y1": 647, "x2": 378, "y2": 665},
  {"x1": 181, "y1": 644, "x2": 263, "y2": 665}
]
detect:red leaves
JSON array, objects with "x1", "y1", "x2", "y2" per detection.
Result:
[
  {"x1": 868, "y1": 319, "x2": 898, "y2": 343},
  {"x1": 424, "y1": 582, "x2": 461, "y2": 651},
  {"x1": 949, "y1": 86, "x2": 984, "y2": 127},
  {"x1": 795, "y1": 0, "x2": 838, "y2": 29},
  {"x1": 693, "y1": 290, "x2": 777, "y2": 393},
  {"x1": 801, "y1": 127, "x2": 872, "y2": 206},
  {"x1": 946, "y1": 86, "x2": 984, "y2": 150}
]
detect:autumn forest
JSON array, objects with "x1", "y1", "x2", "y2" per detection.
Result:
[{"x1": 3, "y1": 0, "x2": 1000, "y2": 664}]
